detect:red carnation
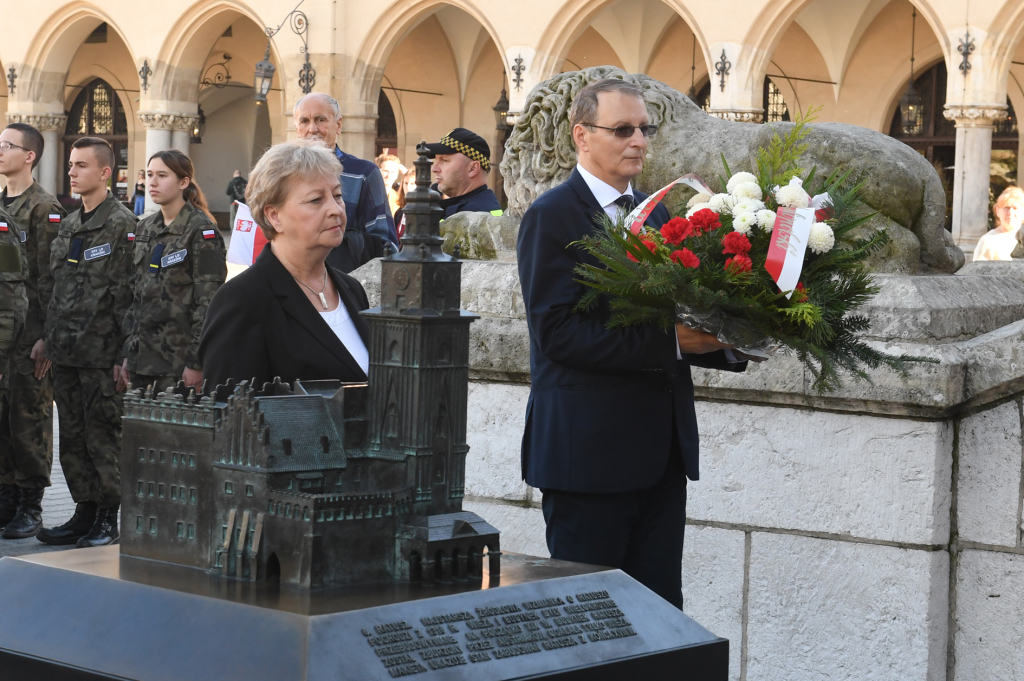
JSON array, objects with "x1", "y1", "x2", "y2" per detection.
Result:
[
  {"x1": 627, "y1": 238, "x2": 659, "y2": 262},
  {"x1": 721, "y1": 231, "x2": 752, "y2": 256},
  {"x1": 689, "y1": 208, "x2": 722, "y2": 235},
  {"x1": 725, "y1": 254, "x2": 753, "y2": 273},
  {"x1": 814, "y1": 207, "x2": 834, "y2": 222},
  {"x1": 670, "y1": 248, "x2": 700, "y2": 268},
  {"x1": 661, "y1": 217, "x2": 693, "y2": 244}
]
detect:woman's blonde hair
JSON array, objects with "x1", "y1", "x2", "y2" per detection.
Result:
[
  {"x1": 994, "y1": 186, "x2": 1024, "y2": 228},
  {"x1": 245, "y1": 140, "x2": 343, "y2": 239}
]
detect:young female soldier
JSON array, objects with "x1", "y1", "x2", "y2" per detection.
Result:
[{"x1": 118, "y1": 150, "x2": 226, "y2": 395}]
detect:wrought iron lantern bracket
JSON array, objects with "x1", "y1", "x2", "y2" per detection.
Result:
[
  {"x1": 263, "y1": 0, "x2": 315, "y2": 96},
  {"x1": 200, "y1": 54, "x2": 232, "y2": 89},
  {"x1": 714, "y1": 50, "x2": 731, "y2": 92}
]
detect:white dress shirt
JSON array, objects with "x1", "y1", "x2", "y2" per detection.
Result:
[
  {"x1": 577, "y1": 163, "x2": 636, "y2": 221},
  {"x1": 319, "y1": 299, "x2": 370, "y2": 376},
  {"x1": 575, "y1": 163, "x2": 738, "y2": 363}
]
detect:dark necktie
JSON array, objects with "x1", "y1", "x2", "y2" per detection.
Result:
[{"x1": 613, "y1": 195, "x2": 635, "y2": 212}]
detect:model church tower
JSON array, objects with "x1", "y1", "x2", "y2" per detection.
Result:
[{"x1": 119, "y1": 144, "x2": 499, "y2": 589}]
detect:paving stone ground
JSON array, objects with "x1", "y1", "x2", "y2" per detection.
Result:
[{"x1": 1, "y1": 405, "x2": 87, "y2": 558}]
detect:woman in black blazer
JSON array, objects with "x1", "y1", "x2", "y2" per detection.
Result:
[{"x1": 199, "y1": 141, "x2": 371, "y2": 393}]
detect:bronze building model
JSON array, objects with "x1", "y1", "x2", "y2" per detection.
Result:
[{"x1": 119, "y1": 144, "x2": 499, "y2": 589}]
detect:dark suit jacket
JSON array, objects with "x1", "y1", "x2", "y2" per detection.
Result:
[
  {"x1": 517, "y1": 168, "x2": 746, "y2": 493},
  {"x1": 198, "y1": 245, "x2": 370, "y2": 392}
]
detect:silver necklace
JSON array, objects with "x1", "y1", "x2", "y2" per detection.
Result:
[{"x1": 295, "y1": 268, "x2": 329, "y2": 310}]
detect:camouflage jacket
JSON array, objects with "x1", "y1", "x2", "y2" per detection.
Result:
[
  {"x1": 2, "y1": 181, "x2": 64, "y2": 374},
  {"x1": 122, "y1": 202, "x2": 226, "y2": 376},
  {"x1": 46, "y1": 191, "x2": 136, "y2": 369},
  {"x1": 0, "y1": 205, "x2": 29, "y2": 377}
]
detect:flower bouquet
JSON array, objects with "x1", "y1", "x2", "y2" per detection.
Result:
[{"x1": 573, "y1": 116, "x2": 930, "y2": 393}]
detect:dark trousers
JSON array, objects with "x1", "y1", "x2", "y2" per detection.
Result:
[
  {"x1": 541, "y1": 451, "x2": 687, "y2": 609},
  {"x1": 0, "y1": 369, "x2": 54, "y2": 489},
  {"x1": 52, "y1": 365, "x2": 122, "y2": 507}
]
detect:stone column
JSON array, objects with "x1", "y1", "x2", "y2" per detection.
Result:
[
  {"x1": 944, "y1": 105, "x2": 1007, "y2": 254},
  {"x1": 138, "y1": 113, "x2": 196, "y2": 212},
  {"x1": 5, "y1": 113, "x2": 67, "y2": 195},
  {"x1": 169, "y1": 115, "x2": 197, "y2": 155}
]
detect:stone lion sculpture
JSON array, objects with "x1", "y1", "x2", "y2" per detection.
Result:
[{"x1": 500, "y1": 66, "x2": 963, "y2": 274}]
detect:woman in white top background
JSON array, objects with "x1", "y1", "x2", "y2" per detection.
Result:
[
  {"x1": 198, "y1": 140, "x2": 370, "y2": 391},
  {"x1": 974, "y1": 186, "x2": 1024, "y2": 261}
]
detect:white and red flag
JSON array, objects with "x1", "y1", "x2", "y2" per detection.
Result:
[
  {"x1": 625, "y1": 174, "x2": 713, "y2": 234},
  {"x1": 225, "y1": 203, "x2": 268, "y2": 266},
  {"x1": 765, "y1": 207, "x2": 814, "y2": 298}
]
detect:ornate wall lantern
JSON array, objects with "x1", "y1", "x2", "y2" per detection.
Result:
[
  {"x1": 493, "y1": 87, "x2": 511, "y2": 133},
  {"x1": 899, "y1": 9, "x2": 924, "y2": 135},
  {"x1": 253, "y1": 47, "x2": 276, "y2": 108},
  {"x1": 190, "y1": 107, "x2": 206, "y2": 144}
]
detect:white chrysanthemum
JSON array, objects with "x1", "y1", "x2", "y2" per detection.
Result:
[
  {"x1": 774, "y1": 177, "x2": 810, "y2": 208},
  {"x1": 756, "y1": 209, "x2": 777, "y2": 231},
  {"x1": 686, "y1": 192, "x2": 712, "y2": 209},
  {"x1": 732, "y1": 198, "x2": 765, "y2": 216},
  {"x1": 707, "y1": 193, "x2": 736, "y2": 213},
  {"x1": 731, "y1": 181, "x2": 763, "y2": 201},
  {"x1": 685, "y1": 202, "x2": 711, "y2": 217},
  {"x1": 726, "y1": 172, "x2": 758, "y2": 194},
  {"x1": 808, "y1": 222, "x2": 835, "y2": 254},
  {"x1": 732, "y1": 211, "x2": 757, "y2": 235}
]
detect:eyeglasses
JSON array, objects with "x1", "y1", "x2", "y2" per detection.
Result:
[
  {"x1": 584, "y1": 124, "x2": 659, "y2": 138},
  {"x1": 0, "y1": 141, "x2": 28, "y2": 153}
]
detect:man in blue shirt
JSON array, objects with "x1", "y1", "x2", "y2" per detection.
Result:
[
  {"x1": 294, "y1": 93, "x2": 398, "y2": 272},
  {"x1": 426, "y1": 128, "x2": 503, "y2": 218}
]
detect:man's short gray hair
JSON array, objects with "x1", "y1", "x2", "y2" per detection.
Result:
[
  {"x1": 569, "y1": 79, "x2": 645, "y2": 130},
  {"x1": 245, "y1": 140, "x2": 343, "y2": 239},
  {"x1": 293, "y1": 92, "x2": 342, "y2": 120}
]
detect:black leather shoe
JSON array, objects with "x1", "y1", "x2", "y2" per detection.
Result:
[
  {"x1": 37, "y1": 502, "x2": 97, "y2": 545},
  {"x1": 76, "y1": 506, "x2": 119, "y2": 548},
  {"x1": 2, "y1": 488, "x2": 44, "y2": 539},
  {"x1": 0, "y1": 484, "x2": 20, "y2": 528}
]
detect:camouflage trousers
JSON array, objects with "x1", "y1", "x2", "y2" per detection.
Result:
[
  {"x1": 0, "y1": 369, "x2": 54, "y2": 489},
  {"x1": 52, "y1": 365, "x2": 122, "y2": 507},
  {"x1": 130, "y1": 373, "x2": 180, "y2": 397}
]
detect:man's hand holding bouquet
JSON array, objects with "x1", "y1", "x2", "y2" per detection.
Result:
[{"x1": 573, "y1": 114, "x2": 931, "y2": 392}]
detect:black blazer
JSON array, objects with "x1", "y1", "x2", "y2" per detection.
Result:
[
  {"x1": 198, "y1": 245, "x2": 370, "y2": 393},
  {"x1": 517, "y1": 168, "x2": 746, "y2": 493}
]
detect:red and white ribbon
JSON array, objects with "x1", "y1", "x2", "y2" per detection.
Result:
[
  {"x1": 625, "y1": 174, "x2": 714, "y2": 234},
  {"x1": 764, "y1": 207, "x2": 814, "y2": 298},
  {"x1": 226, "y1": 203, "x2": 268, "y2": 266}
]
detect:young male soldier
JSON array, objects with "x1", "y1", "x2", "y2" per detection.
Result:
[
  {"x1": 0, "y1": 123, "x2": 65, "y2": 539},
  {"x1": 37, "y1": 137, "x2": 135, "y2": 548},
  {"x1": 0, "y1": 206, "x2": 29, "y2": 476}
]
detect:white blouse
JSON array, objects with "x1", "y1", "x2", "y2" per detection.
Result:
[
  {"x1": 319, "y1": 300, "x2": 370, "y2": 376},
  {"x1": 973, "y1": 229, "x2": 1020, "y2": 262}
]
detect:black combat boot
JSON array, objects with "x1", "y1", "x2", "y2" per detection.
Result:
[
  {"x1": 76, "y1": 506, "x2": 119, "y2": 548},
  {"x1": 2, "y1": 487, "x2": 44, "y2": 539},
  {"x1": 37, "y1": 501, "x2": 97, "y2": 545},
  {"x1": 0, "y1": 484, "x2": 21, "y2": 528}
]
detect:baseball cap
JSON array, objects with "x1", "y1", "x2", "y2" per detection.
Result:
[{"x1": 425, "y1": 128, "x2": 491, "y2": 171}]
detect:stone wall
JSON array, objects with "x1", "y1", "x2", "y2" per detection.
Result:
[{"x1": 351, "y1": 258, "x2": 1024, "y2": 681}]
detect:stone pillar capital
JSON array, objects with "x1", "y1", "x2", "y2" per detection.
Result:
[
  {"x1": 707, "y1": 108, "x2": 764, "y2": 124},
  {"x1": 942, "y1": 105, "x2": 1008, "y2": 128},
  {"x1": 138, "y1": 112, "x2": 198, "y2": 131},
  {"x1": 5, "y1": 113, "x2": 67, "y2": 132}
]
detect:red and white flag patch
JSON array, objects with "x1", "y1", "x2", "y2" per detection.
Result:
[
  {"x1": 202, "y1": 229, "x2": 217, "y2": 240},
  {"x1": 48, "y1": 214, "x2": 61, "y2": 223},
  {"x1": 0, "y1": 222, "x2": 8, "y2": 232},
  {"x1": 127, "y1": 232, "x2": 135, "y2": 242}
]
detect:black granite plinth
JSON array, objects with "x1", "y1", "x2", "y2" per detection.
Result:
[{"x1": 0, "y1": 547, "x2": 727, "y2": 680}]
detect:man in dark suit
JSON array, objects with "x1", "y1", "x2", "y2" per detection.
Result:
[{"x1": 517, "y1": 79, "x2": 758, "y2": 608}]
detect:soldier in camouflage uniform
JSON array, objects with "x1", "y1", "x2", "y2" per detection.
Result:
[
  {"x1": 38, "y1": 138, "x2": 136, "y2": 548},
  {"x1": 0, "y1": 122, "x2": 65, "y2": 539},
  {"x1": 0, "y1": 206, "x2": 29, "y2": 471},
  {"x1": 121, "y1": 150, "x2": 227, "y2": 395}
]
